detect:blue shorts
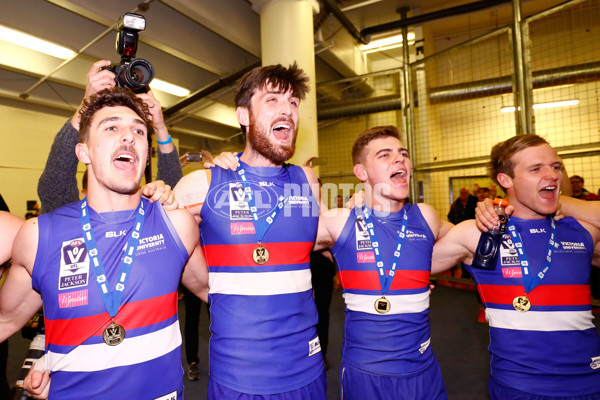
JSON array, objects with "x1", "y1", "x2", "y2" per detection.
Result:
[
  {"x1": 339, "y1": 360, "x2": 447, "y2": 400},
  {"x1": 489, "y1": 376, "x2": 600, "y2": 400},
  {"x1": 207, "y1": 372, "x2": 326, "y2": 400}
]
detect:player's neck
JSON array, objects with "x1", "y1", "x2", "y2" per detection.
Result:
[
  {"x1": 86, "y1": 188, "x2": 142, "y2": 213},
  {"x1": 506, "y1": 196, "x2": 548, "y2": 220},
  {"x1": 240, "y1": 146, "x2": 285, "y2": 168},
  {"x1": 365, "y1": 187, "x2": 406, "y2": 214}
]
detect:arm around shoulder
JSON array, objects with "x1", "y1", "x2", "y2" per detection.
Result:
[
  {"x1": 431, "y1": 219, "x2": 479, "y2": 274},
  {"x1": 0, "y1": 218, "x2": 43, "y2": 341}
]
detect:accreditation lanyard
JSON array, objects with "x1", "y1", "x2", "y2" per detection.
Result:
[
  {"x1": 235, "y1": 155, "x2": 289, "y2": 244},
  {"x1": 360, "y1": 207, "x2": 409, "y2": 296},
  {"x1": 507, "y1": 217, "x2": 556, "y2": 293},
  {"x1": 80, "y1": 198, "x2": 146, "y2": 318}
]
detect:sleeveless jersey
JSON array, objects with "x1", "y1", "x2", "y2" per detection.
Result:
[
  {"x1": 200, "y1": 162, "x2": 323, "y2": 394},
  {"x1": 32, "y1": 199, "x2": 189, "y2": 400},
  {"x1": 331, "y1": 204, "x2": 437, "y2": 376},
  {"x1": 466, "y1": 216, "x2": 600, "y2": 396}
]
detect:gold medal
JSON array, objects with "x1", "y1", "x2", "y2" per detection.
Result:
[
  {"x1": 252, "y1": 245, "x2": 269, "y2": 265},
  {"x1": 103, "y1": 321, "x2": 125, "y2": 346},
  {"x1": 374, "y1": 297, "x2": 391, "y2": 314},
  {"x1": 512, "y1": 295, "x2": 531, "y2": 312}
]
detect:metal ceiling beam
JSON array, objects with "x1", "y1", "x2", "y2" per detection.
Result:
[
  {"x1": 360, "y1": 0, "x2": 510, "y2": 40},
  {"x1": 321, "y1": 0, "x2": 368, "y2": 44},
  {"x1": 163, "y1": 61, "x2": 261, "y2": 120}
]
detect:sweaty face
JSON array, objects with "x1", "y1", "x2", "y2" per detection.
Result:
[
  {"x1": 503, "y1": 144, "x2": 562, "y2": 219},
  {"x1": 246, "y1": 84, "x2": 299, "y2": 166},
  {"x1": 356, "y1": 136, "x2": 411, "y2": 211},
  {"x1": 83, "y1": 106, "x2": 148, "y2": 195}
]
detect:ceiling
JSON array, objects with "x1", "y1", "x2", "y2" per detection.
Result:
[{"x1": 0, "y1": 0, "x2": 565, "y2": 152}]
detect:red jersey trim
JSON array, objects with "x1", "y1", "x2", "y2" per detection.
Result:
[{"x1": 45, "y1": 291, "x2": 178, "y2": 346}]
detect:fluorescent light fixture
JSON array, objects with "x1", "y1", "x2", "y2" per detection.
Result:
[
  {"x1": 501, "y1": 99, "x2": 579, "y2": 113},
  {"x1": 0, "y1": 25, "x2": 75, "y2": 59},
  {"x1": 360, "y1": 32, "x2": 415, "y2": 54},
  {"x1": 151, "y1": 78, "x2": 190, "y2": 97},
  {"x1": 340, "y1": 0, "x2": 385, "y2": 12}
]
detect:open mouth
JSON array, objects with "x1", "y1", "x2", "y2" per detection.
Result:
[
  {"x1": 390, "y1": 169, "x2": 407, "y2": 184},
  {"x1": 539, "y1": 185, "x2": 557, "y2": 200},
  {"x1": 272, "y1": 121, "x2": 293, "y2": 140},
  {"x1": 113, "y1": 152, "x2": 137, "y2": 171}
]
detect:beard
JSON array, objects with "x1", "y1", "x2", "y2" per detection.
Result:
[{"x1": 247, "y1": 112, "x2": 297, "y2": 165}]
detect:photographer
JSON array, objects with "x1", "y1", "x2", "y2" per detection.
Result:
[{"x1": 37, "y1": 59, "x2": 182, "y2": 213}]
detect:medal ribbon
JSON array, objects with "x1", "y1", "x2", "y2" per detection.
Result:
[
  {"x1": 360, "y1": 207, "x2": 409, "y2": 296},
  {"x1": 507, "y1": 217, "x2": 556, "y2": 293},
  {"x1": 235, "y1": 155, "x2": 289, "y2": 243},
  {"x1": 80, "y1": 198, "x2": 146, "y2": 318}
]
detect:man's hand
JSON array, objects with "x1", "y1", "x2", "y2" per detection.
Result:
[
  {"x1": 71, "y1": 60, "x2": 116, "y2": 130},
  {"x1": 206, "y1": 152, "x2": 239, "y2": 170},
  {"x1": 23, "y1": 355, "x2": 50, "y2": 399},
  {"x1": 345, "y1": 190, "x2": 365, "y2": 209},
  {"x1": 475, "y1": 198, "x2": 514, "y2": 231},
  {"x1": 142, "y1": 180, "x2": 178, "y2": 210}
]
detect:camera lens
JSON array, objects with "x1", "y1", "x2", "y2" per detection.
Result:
[{"x1": 117, "y1": 58, "x2": 154, "y2": 92}]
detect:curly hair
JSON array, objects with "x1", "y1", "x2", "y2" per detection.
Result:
[
  {"x1": 489, "y1": 134, "x2": 549, "y2": 188},
  {"x1": 351, "y1": 125, "x2": 401, "y2": 164},
  {"x1": 78, "y1": 87, "x2": 152, "y2": 143}
]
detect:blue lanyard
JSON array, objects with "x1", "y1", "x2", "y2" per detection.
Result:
[
  {"x1": 507, "y1": 218, "x2": 556, "y2": 293},
  {"x1": 360, "y1": 207, "x2": 409, "y2": 296},
  {"x1": 80, "y1": 198, "x2": 146, "y2": 318},
  {"x1": 235, "y1": 155, "x2": 288, "y2": 243}
]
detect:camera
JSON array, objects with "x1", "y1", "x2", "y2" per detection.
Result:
[{"x1": 103, "y1": 13, "x2": 154, "y2": 94}]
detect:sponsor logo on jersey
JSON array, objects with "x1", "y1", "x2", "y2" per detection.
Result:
[
  {"x1": 419, "y1": 337, "x2": 431, "y2": 354},
  {"x1": 230, "y1": 222, "x2": 256, "y2": 235},
  {"x1": 355, "y1": 217, "x2": 372, "y2": 250},
  {"x1": 58, "y1": 289, "x2": 88, "y2": 308},
  {"x1": 259, "y1": 181, "x2": 275, "y2": 187},
  {"x1": 106, "y1": 230, "x2": 127, "y2": 238},
  {"x1": 136, "y1": 233, "x2": 166, "y2": 253},
  {"x1": 308, "y1": 336, "x2": 322, "y2": 357},
  {"x1": 405, "y1": 230, "x2": 427, "y2": 240},
  {"x1": 591, "y1": 356, "x2": 600, "y2": 370},
  {"x1": 59, "y1": 238, "x2": 89, "y2": 290},
  {"x1": 288, "y1": 195, "x2": 309, "y2": 206},
  {"x1": 153, "y1": 391, "x2": 177, "y2": 400},
  {"x1": 529, "y1": 228, "x2": 546, "y2": 234},
  {"x1": 500, "y1": 236, "x2": 519, "y2": 266},
  {"x1": 357, "y1": 251, "x2": 375, "y2": 263},
  {"x1": 206, "y1": 181, "x2": 279, "y2": 220},
  {"x1": 501, "y1": 266, "x2": 522, "y2": 278},
  {"x1": 558, "y1": 241, "x2": 586, "y2": 251}
]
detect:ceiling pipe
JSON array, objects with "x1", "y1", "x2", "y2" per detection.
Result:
[
  {"x1": 321, "y1": 0, "x2": 369, "y2": 44},
  {"x1": 317, "y1": 94, "x2": 402, "y2": 120},
  {"x1": 316, "y1": 61, "x2": 600, "y2": 118},
  {"x1": 163, "y1": 61, "x2": 261, "y2": 120},
  {"x1": 360, "y1": 0, "x2": 510, "y2": 40},
  {"x1": 428, "y1": 61, "x2": 600, "y2": 104}
]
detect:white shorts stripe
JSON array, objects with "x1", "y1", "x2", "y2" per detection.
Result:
[
  {"x1": 486, "y1": 308, "x2": 595, "y2": 331},
  {"x1": 209, "y1": 269, "x2": 312, "y2": 295},
  {"x1": 47, "y1": 320, "x2": 182, "y2": 372},
  {"x1": 343, "y1": 291, "x2": 430, "y2": 315}
]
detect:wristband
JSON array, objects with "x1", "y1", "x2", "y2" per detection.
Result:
[{"x1": 156, "y1": 135, "x2": 172, "y2": 145}]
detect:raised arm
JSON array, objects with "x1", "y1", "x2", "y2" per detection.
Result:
[{"x1": 136, "y1": 89, "x2": 182, "y2": 188}]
